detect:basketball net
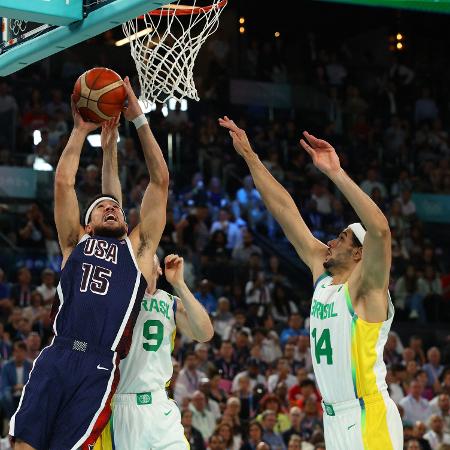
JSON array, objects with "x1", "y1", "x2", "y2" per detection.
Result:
[{"x1": 122, "y1": 0, "x2": 227, "y2": 104}]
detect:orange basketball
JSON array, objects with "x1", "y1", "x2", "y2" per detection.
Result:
[{"x1": 73, "y1": 67, "x2": 127, "y2": 123}]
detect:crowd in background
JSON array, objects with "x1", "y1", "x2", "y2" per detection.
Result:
[{"x1": 0, "y1": 11, "x2": 449, "y2": 450}]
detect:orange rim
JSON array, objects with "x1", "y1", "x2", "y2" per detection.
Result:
[{"x1": 146, "y1": 0, "x2": 227, "y2": 16}]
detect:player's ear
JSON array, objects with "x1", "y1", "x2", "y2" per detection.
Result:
[
  {"x1": 85, "y1": 224, "x2": 93, "y2": 236},
  {"x1": 352, "y1": 246, "x2": 362, "y2": 262}
]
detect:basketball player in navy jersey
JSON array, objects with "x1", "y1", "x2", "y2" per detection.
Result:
[{"x1": 10, "y1": 77, "x2": 169, "y2": 450}]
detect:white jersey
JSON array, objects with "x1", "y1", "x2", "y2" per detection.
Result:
[
  {"x1": 310, "y1": 272, "x2": 394, "y2": 404},
  {"x1": 117, "y1": 289, "x2": 177, "y2": 393}
]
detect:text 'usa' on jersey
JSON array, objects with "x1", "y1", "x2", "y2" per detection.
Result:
[{"x1": 52, "y1": 235, "x2": 147, "y2": 354}]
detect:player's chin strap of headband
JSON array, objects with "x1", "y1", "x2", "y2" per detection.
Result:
[
  {"x1": 348, "y1": 222, "x2": 366, "y2": 247},
  {"x1": 84, "y1": 196, "x2": 125, "y2": 226}
]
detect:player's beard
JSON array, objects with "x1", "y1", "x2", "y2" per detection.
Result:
[
  {"x1": 93, "y1": 224, "x2": 127, "y2": 238},
  {"x1": 323, "y1": 249, "x2": 352, "y2": 272}
]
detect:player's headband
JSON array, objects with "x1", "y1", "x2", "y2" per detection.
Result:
[
  {"x1": 84, "y1": 196, "x2": 125, "y2": 226},
  {"x1": 348, "y1": 223, "x2": 366, "y2": 246}
]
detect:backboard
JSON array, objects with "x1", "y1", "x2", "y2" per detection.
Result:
[{"x1": 0, "y1": 0, "x2": 167, "y2": 76}]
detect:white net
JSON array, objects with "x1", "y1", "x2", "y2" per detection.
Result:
[{"x1": 122, "y1": 0, "x2": 227, "y2": 104}]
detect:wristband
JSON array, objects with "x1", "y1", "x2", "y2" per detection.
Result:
[{"x1": 132, "y1": 114, "x2": 148, "y2": 129}]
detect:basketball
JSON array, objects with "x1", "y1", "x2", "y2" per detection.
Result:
[{"x1": 73, "y1": 67, "x2": 127, "y2": 123}]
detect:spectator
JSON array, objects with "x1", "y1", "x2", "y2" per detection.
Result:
[
  {"x1": 234, "y1": 176, "x2": 265, "y2": 227},
  {"x1": 282, "y1": 407, "x2": 304, "y2": 445},
  {"x1": 397, "y1": 189, "x2": 417, "y2": 219},
  {"x1": 25, "y1": 332, "x2": 42, "y2": 362},
  {"x1": 287, "y1": 434, "x2": 314, "y2": 450},
  {"x1": 176, "y1": 352, "x2": 207, "y2": 404},
  {"x1": 384, "y1": 332, "x2": 403, "y2": 366},
  {"x1": 0, "y1": 323, "x2": 12, "y2": 365},
  {"x1": 430, "y1": 394, "x2": 450, "y2": 433},
  {"x1": 394, "y1": 266, "x2": 427, "y2": 321},
  {"x1": 268, "y1": 358, "x2": 297, "y2": 393},
  {"x1": 196, "y1": 343, "x2": 216, "y2": 376},
  {"x1": 195, "y1": 279, "x2": 218, "y2": 314},
  {"x1": 222, "y1": 397, "x2": 243, "y2": 440},
  {"x1": 405, "y1": 439, "x2": 422, "y2": 450},
  {"x1": 240, "y1": 421, "x2": 264, "y2": 450},
  {"x1": 410, "y1": 336, "x2": 427, "y2": 366},
  {"x1": 298, "y1": 398, "x2": 322, "y2": 441},
  {"x1": 78, "y1": 164, "x2": 101, "y2": 205},
  {"x1": 214, "y1": 341, "x2": 240, "y2": 388},
  {"x1": 271, "y1": 284, "x2": 298, "y2": 325},
  {"x1": 400, "y1": 379, "x2": 433, "y2": 423},
  {"x1": 208, "y1": 433, "x2": 227, "y2": 450},
  {"x1": 0, "y1": 342, "x2": 32, "y2": 419},
  {"x1": 424, "y1": 415, "x2": 450, "y2": 449},
  {"x1": 22, "y1": 290, "x2": 45, "y2": 325},
  {"x1": 190, "y1": 390, "x2": 218, "y2": 442},
  {"x1": 36, "y1": 268, "x2": 57, "y2": 306},
  {"x1": 182, "y1": 409, "x2": 206, "y2": 450},
  {"x1": 423, "y1": 347, "x2": 444, "y2": 391},
  {"x1": 232, "y1": 229, "x2": 262, "y2": 264},
  {"x1": 213, "y1": 297, "x2": 235, "y2": 339},
  {"x1": 210, "y1": 208, "x2": 242, "y2": 250},
  {"x1": 245, "y1": 272, "x2": 271, "y2": 318},
  {"x1": 234, "y1": 330, "x2": 251, "y2": 368},
  {"x1": 10, "y1": 268, "x2": 35, "y2": 309},
  {"x1": 199, "y1": 376, "x2": 221, "y2": 421},
  {"x1": 359, "y1": 168, "x2": 388, "y2": 198},
  {"x1": 412, "y1": 421, "x2": 433, "y2": 450},
  {"x1": 280, "y1": 314, "x2": 306, "y2": 347},
  {"x1": 232, "y1": 374, "x2": 256, "y2": 422},
  {"x1": 295, "y1": 335, "x2": 313, "y2": 373},
  {"x1": 209, "y1": 370, "x2": 228, "y2": 410},
  {"x1": 260, "y1": 410, "x2": 286, "y2": 450},
  {"x1": 415, "y1": 87, "x2": 439, "y2": 124},
  {"x1": 232, "y1": 358, "x2": 266, "y2": 393},
  {"x1": 258, "y1": 394, "x2": 291, "y2": 433},
  {"x1": 387, "y1": 365, "x2": 406, "y2": 405}
]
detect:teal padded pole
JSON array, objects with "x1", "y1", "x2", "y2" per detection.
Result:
[
  {"x1": 0, "y1": 0, "x2": 83, "y2": 26},
  {"x1": 0, "y1": 0, "x2": 166, "y2": 76}
]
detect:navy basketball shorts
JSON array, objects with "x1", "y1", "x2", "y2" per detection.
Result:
[{"x1": 10, "y1": 336, "x2": 120, "y2": 450}]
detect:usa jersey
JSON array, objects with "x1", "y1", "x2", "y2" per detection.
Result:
[
  {"x1": 52, "y1": 234, "x2": 147, "y2": 357},
  {"x1": 117, "y1": 289, "x2": 177, "y2": 393}
]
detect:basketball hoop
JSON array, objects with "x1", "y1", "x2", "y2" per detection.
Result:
[{"x1": 122, "y1": 0, "x2": 227, "y2": 104}]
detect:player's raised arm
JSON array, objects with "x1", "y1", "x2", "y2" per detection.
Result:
[
  {"x1": 300, "y1": 133, "x2": 391, "y2": 313},
  {"x1": 164, "y1": 254, "x2": 214, "y2": 342},
  {"x1": 218, "y1": 116, "x2": 327, "y2": 279},
  {"x1": 123, "y1": 77, "x2": 169, "y2": 282},
  {"x1": 101, "y1": 117, "x2": 123, "y2": 205},
  {"x1": 54, "y1": 98, "x2": 99, "y2": 267}
]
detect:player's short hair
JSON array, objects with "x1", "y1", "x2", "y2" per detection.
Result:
[{"x1": 82, "y1": 194, "x2": 124, "y2": 225}]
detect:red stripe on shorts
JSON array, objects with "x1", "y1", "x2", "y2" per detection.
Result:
[{"x1": 81, "y1": 354, "x2": 120, "y2": 450}]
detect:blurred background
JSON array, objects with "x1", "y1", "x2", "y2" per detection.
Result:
[{"x1": 0, "y1": 1, "x2": 449, "y2": 449}]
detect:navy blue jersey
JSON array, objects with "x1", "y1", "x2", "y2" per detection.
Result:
[{"x1": 52, "y1": 234, "x2": 147, "y2": 357}]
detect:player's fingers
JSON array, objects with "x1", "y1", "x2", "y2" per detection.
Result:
[
  {"x1": 165, "y1": 254, "x2": 177, "y2": 264},
  {"x1": 300, "y1": 139, "x2": 316, "y2": 158},
  {"x1": 303, "y1": 131, "x2": 321, "y2": 148}
]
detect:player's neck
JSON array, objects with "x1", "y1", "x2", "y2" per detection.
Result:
[{"x1": 329, "y1": 267, "x2": 353, "y2": 285}]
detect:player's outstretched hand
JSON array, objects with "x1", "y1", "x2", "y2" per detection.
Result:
[
  {"x1": 71, "y1": 95, "x2": 101, "y2": 134},
  {"x1": 122, "y1": 76, "x2": 143, "y2": 122},
  {"x1": 164, "y1": 254, "x2": 184, "y2": 288},
  {"x1": 218, "y1": 116, "x2": 255, "y2": 160},
  {"x1": 299, "y1": 131, "x2": 341, "y2": 177},
  {"x1": 101, "y1": 115, "x2": 120, "y2": 153}
]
